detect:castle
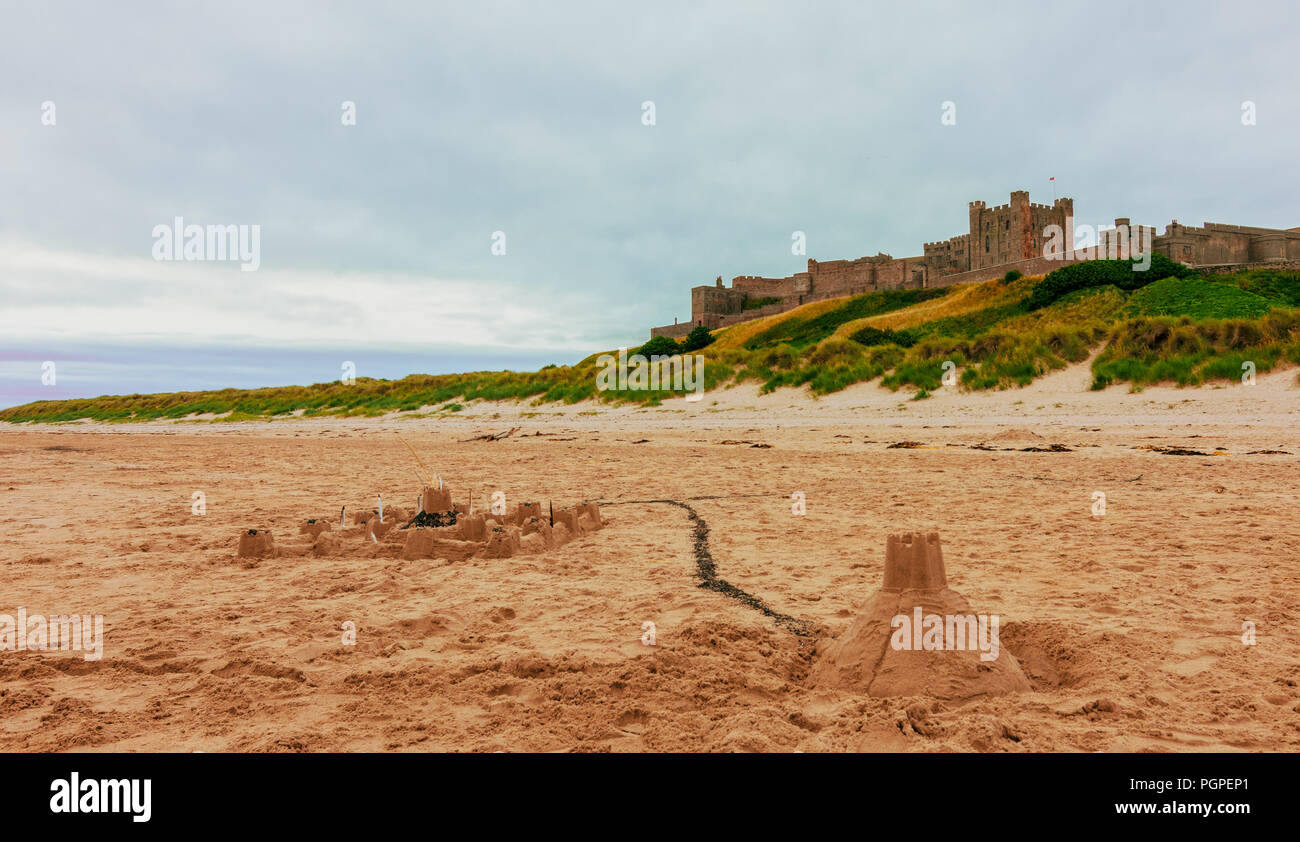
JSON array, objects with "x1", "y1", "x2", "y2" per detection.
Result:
[{"x1": 650, "y1": 190, "x2": 1300, "y2": 339}]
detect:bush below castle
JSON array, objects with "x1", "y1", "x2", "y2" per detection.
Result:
[{"x1": 1025, "y1": 254, "x2": 1192, "y2": 311}]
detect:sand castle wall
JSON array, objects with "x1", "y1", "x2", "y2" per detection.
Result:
[{"x1": 240, "y1": 484, "x2": 604, "y2": 562}]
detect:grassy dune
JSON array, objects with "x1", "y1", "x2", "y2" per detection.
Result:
[{"x1": 5, "y1": 263, "x2": 1300, "y2": 423}]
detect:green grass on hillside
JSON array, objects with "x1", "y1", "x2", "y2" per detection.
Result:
[
  {"x1": 5, "y1": 262, "x2": 1300, "y2": 423},
  {"x1": 1221, "y1": 268, "x2": 1300, "y2": 307},
  {"x1": 1124, "y1": 275, "x2": 1274, "y2": 320},
  {"x1": 743, "y1": 287, "x2": 948, "y2": 350}
]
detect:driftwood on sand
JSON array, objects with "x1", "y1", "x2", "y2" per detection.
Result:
[{"x1": 459, "y1": 427, "x2": 521, "y2": 443}]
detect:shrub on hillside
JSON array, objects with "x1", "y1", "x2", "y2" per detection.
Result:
[
  {"x1": 637, "y1": 335, "x2": 681, "y2": 358},
  {"x1": 847, "y1": 325, "x2": 918, "y2": 348},
  {"x1": 1025, "y1": 254, "x2": 1191, "y2": 311},
  {"x1": 680, "y1": 325, "x2": 715, "y2": 351},
  {"x1": 757, "y1": 343, "x2": 799, "y2": 370},
  {"x1": 804, "y1": 337, "x2": 865, "y2": 367},
  {"x1": 1003, "y1": 269, "x2": 1022, "y2": 282}
]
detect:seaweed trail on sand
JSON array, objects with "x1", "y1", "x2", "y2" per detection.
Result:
[{"x1": 602, "y1": 497, "x2": 814, "y2": 638}]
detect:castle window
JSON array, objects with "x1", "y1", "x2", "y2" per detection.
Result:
[
  {"x1": 1005, "y1": 220, "x2": 1010, "y2": 230},
  {"x1": 985, "y1": 236, "x2": 990, "y2": 252}
]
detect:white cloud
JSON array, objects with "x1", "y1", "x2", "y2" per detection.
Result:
[{"x1": 0, "y1": 239, "x2": 600, "y2": 350}]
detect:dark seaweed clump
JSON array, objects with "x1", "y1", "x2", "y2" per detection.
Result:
[{"x1": 402, "y1": 509, "x2": 459, "y2": 529}]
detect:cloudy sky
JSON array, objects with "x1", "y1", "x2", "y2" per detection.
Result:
[{"x1": 1, "y1": 0, "x2": 1295, "y2": 406}]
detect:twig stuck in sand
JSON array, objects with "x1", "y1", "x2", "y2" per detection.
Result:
[
  {"x1": 397, "y1": 436, "x2": 435, "y2": 487},
  {"x1": 459, "y1": 427, "x2": 520, "y2": 443}
]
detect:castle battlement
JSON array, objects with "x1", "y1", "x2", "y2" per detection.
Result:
[
  {"x1": 924, "y1": 233, "x2": 970, "y2": 248},
  {"x1": 1203, "y1": 221, "x2": 1300, "y2": 236}
]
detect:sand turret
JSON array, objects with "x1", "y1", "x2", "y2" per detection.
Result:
[
  {"x1": 236, "y1": 529, "x2": 275, "y2": 559},
  {"x1": 421, "y1": 485, "x2": 453, "y2": 514},
  {"x1": 810, "y1": 532, "x2": 1030, "y2": 699}
]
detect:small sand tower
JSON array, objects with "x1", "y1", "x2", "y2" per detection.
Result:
[
  {"x1": 236, "y1": 529, "x2": 275, "y2": 559},
  {"x1": 810, "y1": 532, "x2": 1030, "y2": 699},
  {"x1": 421, "y1": 485, "x2": 453, "y2": 515}
]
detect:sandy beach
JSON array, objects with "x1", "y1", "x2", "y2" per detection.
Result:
[{"x1": 2, "y1": 362, "x2": 1298, "y2": 752}]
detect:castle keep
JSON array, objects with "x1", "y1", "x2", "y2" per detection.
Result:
[{"x1": 650, "y1": 190, "x2": 1300, "y2": 339}]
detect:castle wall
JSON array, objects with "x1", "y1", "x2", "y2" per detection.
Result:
[
  {"x1": 927, "y1": 248, "x2": 1093, "y2": 289},
  {"x1": 1197, "y1": 258, "x2": 1300, "y2": 275},
  {"x1": 808, "y1": 255, "x2": 885, "y2": 295},
  {"x1": 805, "y1": 254, "x2": 931, "y2": 296},
  {"x1": 924, "y1": 233, "x2": 970, "y2": 277},
  {"x1": 712, "y1": 300, "x2": 791, "y2": 329},
  {"x1": 1096, "y1": 219, "x2": 1156, "y2": 260},
  {"x1": 690, "y1": 285, "x2": 745, "y2": 323},
  {"x1": 649, "y1": 321, "x2": 694, "y2": 339},
  {"x1": 688, "y1": 256, "x2": 934, "y2": 330},
  {"x1": 1154, "y1": 221, "x2": 1300, "y2": 266},
  {"x1": 732, "y1": 275, "x2": 797, "y2": 298}
]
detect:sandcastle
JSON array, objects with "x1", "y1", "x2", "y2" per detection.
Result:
[
  {"x1": 810, "y1": 532, "x2": 1030, "y2": 699},
  {"x1": 236, "y1": 529, "x2": 275, "y2": 559},
  {"x1": 235, "y1": 484, "x2": 603, "y2": 561}
]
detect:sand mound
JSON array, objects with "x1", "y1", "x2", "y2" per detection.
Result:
[
  {"x1": 299, "y1": 519, "x2": 331, "y2": 538},
  {"x1": 986, "y1": 428, "x2": 1045, "y2": 443},
  {"x1": 810, "y1": 532, "x2": 1030, "y2": 699}
]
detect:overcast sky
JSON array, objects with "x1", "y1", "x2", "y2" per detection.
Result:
[{"x1": 1, "y1": 1, "x2": 1295, "y2": 404}]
